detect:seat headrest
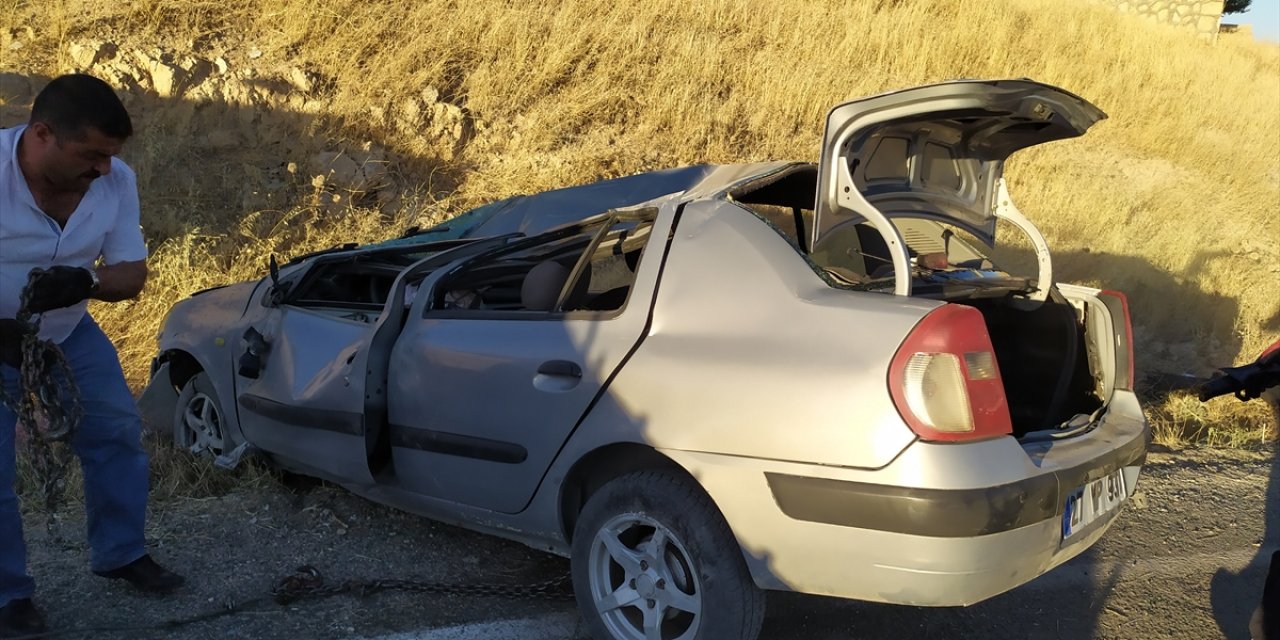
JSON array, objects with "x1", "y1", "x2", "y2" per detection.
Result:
[
  {"x1": 521, "y1": 261, "x2": 570, "y2": 311},
  {"x1": 521, "y1": 260, "x2": 593, "y2": 311}
]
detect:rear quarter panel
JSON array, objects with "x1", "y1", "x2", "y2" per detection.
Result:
[{"x1": 570, "y1": 199, "x2": 938, "y2": 469}]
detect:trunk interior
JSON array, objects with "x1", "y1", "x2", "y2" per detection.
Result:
[
  {"x1": 725, "y1": 166, "x2": 1109, "y2": 438},
  {"x1": 958, "y1": 290, "x2": 1104, "y2": 437}
]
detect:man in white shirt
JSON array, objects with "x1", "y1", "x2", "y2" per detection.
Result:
[{"x1": 0, "y1": 74, "x2": 183, "y2": 637}]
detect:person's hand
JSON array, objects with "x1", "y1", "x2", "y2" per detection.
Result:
[
  {"x1": 24, "y1": 266, "x2": 97, "y2": 313},
  {"x1": 0, "y1": 318, "x2": 33, "y2": 369}
]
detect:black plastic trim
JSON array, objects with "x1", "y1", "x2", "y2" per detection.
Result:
[
  {"x1": 237, "y1": 393, "x2": 364, "y2": 436},
  {"x1": 390, "y1": 423, "x2": 528, "y2": 464},
  {"x1": 766, "y1": 432, "x2": 1146, "y2": 537}
]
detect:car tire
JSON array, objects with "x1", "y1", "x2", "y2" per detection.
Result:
[
  {"x1": 173, "y1": 372, "x2": 228, "y2": 457},
  {"x1": 571, "y1": 469, "x2": 765, "y2": 640}
]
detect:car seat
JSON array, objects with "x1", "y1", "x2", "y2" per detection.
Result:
[{"x1": 520, "y1": 260, "x2": 591, "y2": 311}]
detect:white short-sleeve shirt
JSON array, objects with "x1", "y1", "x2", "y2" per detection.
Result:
[{"x1": 0, "y1": 125, "x2": 149, "y2": 343}]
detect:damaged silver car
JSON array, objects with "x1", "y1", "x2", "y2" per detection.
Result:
[{"x1": 141, "y1": 79, "x2": 1148, "y2": 640}]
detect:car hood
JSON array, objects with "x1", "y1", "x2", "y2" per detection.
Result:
[{"x1": 812, "y1": 79, "x2": 1106, "y2": 249}]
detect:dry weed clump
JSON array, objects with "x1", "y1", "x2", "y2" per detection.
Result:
[
  {"x1": 1, "y1": 0, "x2": 1277, "y2": 447},
  {"x1": 15, "y1": 432, "x2": 278, "y2": 514},
  {"x1": 1151, "y1": 392, "x2": 1279, "y2": 449}
]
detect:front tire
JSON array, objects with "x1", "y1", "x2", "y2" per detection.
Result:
[
  {"x1": 571, "y1": 469, "x2": 765, "y2": 640},
  {"x1": 173, "y1": 372, "x2": 228, "y2": 457}
]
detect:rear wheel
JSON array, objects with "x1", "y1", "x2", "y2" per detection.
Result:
[
  {"x1": 571, "y1": 469, "x2": 765, "y2": 640},
  {"x1": 173, "y1": 372, "x2": 227, "y2": 457}
]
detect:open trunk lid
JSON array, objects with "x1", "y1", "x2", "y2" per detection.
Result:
[{"x1": 811, "y1": 79, "x2": 1106, "y2": 296}]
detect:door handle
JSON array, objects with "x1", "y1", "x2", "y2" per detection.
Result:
[{"x1": 537, "y1": 360, "x2": 582, "y2": 378}]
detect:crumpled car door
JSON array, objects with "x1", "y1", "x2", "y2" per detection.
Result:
[
  {"x1": 233, "y1": 288, "x2": 381, "y2": 485},
  {"x1": 384, "y1": 209, "x2": 667, "y2": 514}
]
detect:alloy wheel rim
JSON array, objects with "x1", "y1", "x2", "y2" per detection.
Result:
[
  {"x1": 180, "y1": 391, "x2": 224, "y2": 455},
  {"x1": 588, "y1": 513, "x2": 702, "y2": 640}
]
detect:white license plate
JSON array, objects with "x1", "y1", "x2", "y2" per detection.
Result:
[{"x1": 1061, "y1": 468, "x2": 1127, "y2": 541}]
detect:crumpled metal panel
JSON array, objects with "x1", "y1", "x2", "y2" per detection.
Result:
[
  {"x1": 150, "y1": 280, "x2": 262, "y2": 445},
  {"x1": 384, "y1": 162, "x2": 798, "y2": 247},
  {"x1": 233, "y1": 304, "x2": 377, "y2": 484},
  {"x1": 384, "y1": 205, "x2": 679, "y2": 514},
  {"x1": 391, "y1": 165, "x2": 721, "y2": 243}
]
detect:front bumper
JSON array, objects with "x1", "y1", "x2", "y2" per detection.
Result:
[
  {"x1": 136, "y1": 361, "x2": 178, "y2": 436},
  {"x1": 662, "y1": 391, "x2": 1149, "y2": 606}
]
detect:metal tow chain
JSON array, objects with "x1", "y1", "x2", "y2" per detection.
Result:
[
  {"x1": 270, "y1": 565, "x2": 574, "y2": 605},
  {"x1": 0, "y1": 274, "x2": 82, "y2": 537}
]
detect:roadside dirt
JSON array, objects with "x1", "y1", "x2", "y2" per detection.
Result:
[{"x1": 16, "y1": 445, "x2": 1279, "y2": 640}]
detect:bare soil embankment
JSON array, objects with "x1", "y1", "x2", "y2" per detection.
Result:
[{"x1": 2, "y1": 0, "x2": 1278, "y2": 444}]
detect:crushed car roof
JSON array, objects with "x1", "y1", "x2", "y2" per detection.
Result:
[{"x1": 389, "y1": 162, "x2": 796, "y2": 245}]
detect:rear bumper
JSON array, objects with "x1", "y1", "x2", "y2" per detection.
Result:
[
  {"x1": 765, "y1": 425, "x2": 1145, "y2": 538},
  {"x1": 662, "y1": 391, "x2": 1149, "y2": 606}
]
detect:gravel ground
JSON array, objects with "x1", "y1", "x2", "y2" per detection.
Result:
[
  {"x1": 755, "y1": 444, "x2": 1280, "y2": 640},
  {"x1": 14, "y1": 444, "x2": 1280, "y2": 640},
  {"x1": 20, "y1": 475, "x2": 580, "y2": 640}
]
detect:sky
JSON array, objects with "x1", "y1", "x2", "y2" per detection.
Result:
[{"x1": 1235, "y1": 0, "x2": 1280, "y2": 42}]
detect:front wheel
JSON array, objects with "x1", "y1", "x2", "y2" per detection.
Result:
[
  {"x1": 571, "y1": 469, "x2": 765, "y2": 640},
  {"x1": 173, "y1": 372, "x2": 228, "y2": 457}
]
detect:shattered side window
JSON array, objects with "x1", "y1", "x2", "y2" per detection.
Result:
[
  {"x1": 428, "y1": 210, "x2": 655, "y2": 316},
  {"x1": 741, "y1": 203, "x2": 806, "y2": 250},
  {"x1": 727, "y1": 165, "x2": 874, "y2": 290},
  {"x1": 730, "y1": 203, "x2": 871, "y2": 290},
  {"x1": 287, "y1": 254, "x2": 419, "y2": 314}
]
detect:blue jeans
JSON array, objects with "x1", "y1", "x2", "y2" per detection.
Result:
[{"x1": 0, "y1": 314, "x2": 149, "y2": 606}]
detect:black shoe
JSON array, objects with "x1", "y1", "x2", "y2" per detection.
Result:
[
  {"x1": 93, "y1": 554, "x2": 185, "y2": 593},
  {"x1": 0, "y1": 598, "x2": 47, "y2": 638}
]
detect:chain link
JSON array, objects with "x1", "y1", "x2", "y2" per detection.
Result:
[
  {"x1": 0, "y1": 272, "x2": 82, "y2": 536},
  {"x1": 270, "y1": 565, "x2": 574, "y2": 605}
]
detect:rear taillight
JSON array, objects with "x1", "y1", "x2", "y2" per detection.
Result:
[
  {"x1": 889, "y1": 304, "x2": 1012, "y2": 442},
  {"x1": 1098, "y1": 290, "x2": 1135, "y2": 390}
]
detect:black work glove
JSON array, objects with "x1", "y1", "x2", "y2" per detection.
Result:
[
  {"x1": 0, "y1": 318, "x2": 32, "y2": 369},
  {"x1": 24, "y1": 266, "x2": 97, "y2": 313}
]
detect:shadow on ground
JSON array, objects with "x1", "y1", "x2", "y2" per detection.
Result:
[{"x1": 1212, "y1": 395, "x2": 1279, "y2": 639}]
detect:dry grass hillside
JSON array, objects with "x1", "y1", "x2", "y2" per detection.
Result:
[{"x1": 1, "y1": 0, "x2": 1278, "y2": 445}]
